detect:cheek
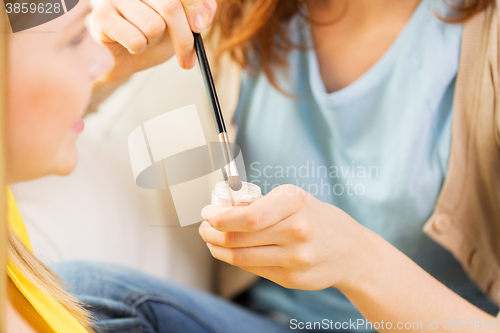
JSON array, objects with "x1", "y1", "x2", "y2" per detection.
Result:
[{"x1": 8, "y1": 53, "x2": 92, "y2": 180}]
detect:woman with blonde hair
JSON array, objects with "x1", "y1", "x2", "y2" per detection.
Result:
[
  {"x1": 5, "y1": 0, "x2": 113, "y2": 330},
  {"x1": 5, "y1": 0, "x2": 500, "y2": 332}
]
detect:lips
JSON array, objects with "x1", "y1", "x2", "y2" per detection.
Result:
[{"x1": 72, "y1": 117, "x2": 84, "y2": 132}]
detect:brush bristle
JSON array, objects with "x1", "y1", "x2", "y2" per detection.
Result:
[{"x1": 228, "y1": 176, "x2": 243, "y2": 191}]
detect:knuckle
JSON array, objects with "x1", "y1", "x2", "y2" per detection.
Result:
[
  {"x1": 128, "y1": 35, "x2": 147, "y2": 53},
  {"x1": 144, "y1": 18, "x2": 165, "y2": 39},
  {"x1": 160, "y1": 0, "x2": 183, "y2": 17},
  {"x1": 292, "y1": 248, "x2": 313, "y2": 267},
  {"x1": 222, "y1": 232, "x2": 237, "y2": 246},
  {"x1": 176, "y1": 36, "x2": 194, "y2": 53},
  {"x1": 228, "y1": 249, "x2": 243, "y2": 266},
  {"x1": 283, "y1": 271, "x2": 303, "y2": 288},
  {"x1": 290, "y1": 222, "x2": 312, "y2": 242},
  {"x1": 272, "y1": 184, "x2": 287, "y2": 194},
  {"x1": 292, "y1": 188, "x2": 307, "y2": 209},
  {"x1": 245, "y1": 210, "x2": 261, "y2": 231}
]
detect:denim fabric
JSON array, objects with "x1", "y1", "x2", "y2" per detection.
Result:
[{"x1": 50, "y1": 261, "x2": 293, "y2": 333}]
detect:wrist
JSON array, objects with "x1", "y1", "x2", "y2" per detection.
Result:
[{"x1": 334, "y1": 222, "x2": 392, "y2": 297}]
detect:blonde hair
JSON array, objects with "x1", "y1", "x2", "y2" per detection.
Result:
[{"x1": 8, "y1": 234, "x2": 95, "y2": 331}]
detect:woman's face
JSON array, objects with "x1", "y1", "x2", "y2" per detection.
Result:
[{"x1": 7, "y1": 0, "x2": 114, "y2": 183}]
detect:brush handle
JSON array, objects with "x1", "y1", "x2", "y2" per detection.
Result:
[{"x1": 193, "y1": 32, "x2": 226, "y2": 134}]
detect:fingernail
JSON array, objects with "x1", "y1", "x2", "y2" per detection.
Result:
[{"x1": 194, "y1": 13, "x2": 208, "y2": 32}]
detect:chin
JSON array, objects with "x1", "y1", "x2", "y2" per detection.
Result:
[
  {"x1": 54, "y1": 149, "x2": 79, "y2": 176},
  {"x1": 8, "y1": 146, "x2": 80, "y2": 183}
]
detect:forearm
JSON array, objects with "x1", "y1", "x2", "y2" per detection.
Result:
[{"x1": 340, "y1": 229, "x2": 499, "y2": 332}]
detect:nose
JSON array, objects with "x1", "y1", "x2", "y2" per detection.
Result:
[{"x1": 88, "y1": 39, "x2": 115, "y2": 80}]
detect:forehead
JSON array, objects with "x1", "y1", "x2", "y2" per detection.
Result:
[{"x1": 8, "y1": 0, "x2": 90, "y2": 33}]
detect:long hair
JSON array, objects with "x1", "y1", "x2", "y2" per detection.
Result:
[
  {"x1": 9, "y1": 234, "x2": 94, "y2": 330},
  {"x1": 212, "y1": 0, "x2": 495, "y2": 89},
  {"x1": 5, "y1": 2, "x2": 94, "y2": 330}
]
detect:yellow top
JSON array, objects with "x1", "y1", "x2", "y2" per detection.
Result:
[{"x1": 6, "y1": 186, "x2": 89, "y2": 333}]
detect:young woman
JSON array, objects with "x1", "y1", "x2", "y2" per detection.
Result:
[{"x1": 6, "y1": 0, "x2": 500, "y2": 332}]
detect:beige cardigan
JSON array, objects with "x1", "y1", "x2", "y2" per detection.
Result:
[{"x1": 214, "y1": 0, "x2": 500, "y2": 306}]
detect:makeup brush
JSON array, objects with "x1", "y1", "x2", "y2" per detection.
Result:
[{"x1": 193, "y1": 32, "x2": 243, "y2": 191}]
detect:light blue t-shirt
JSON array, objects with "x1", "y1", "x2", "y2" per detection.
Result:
[{"x1": 234, "y1": 0, "x2": 497, "y2": 330}]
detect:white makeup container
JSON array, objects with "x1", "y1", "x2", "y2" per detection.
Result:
[{"x1": 211, "y1": 181, "x2": 262, "y2": 207}]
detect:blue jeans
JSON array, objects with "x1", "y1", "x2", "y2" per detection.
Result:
[{"x1": 51, "y1": 261, "x2": 293, "y2": 333}]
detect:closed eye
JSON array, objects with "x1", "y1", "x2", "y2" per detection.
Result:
[{"x1": 68, "y1": 28, "x2": 87, "y2": 47}]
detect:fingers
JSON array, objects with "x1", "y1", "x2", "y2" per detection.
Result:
[
  {"x1": 199, "y1": 220, "x2": 290, "y2": 248},
  {"x1": 116, "y1": 0, "x2": 168, "y2": 51},
  {"x1": 206, "y1": 243, "x2": 290, "y2": 267},
  {"x1": 91, "y1": 3, "x2": 149, "y2": 54},
  {"x1": 91, "y1": 0, "x2": 217, "y2": 69},
  {"x1": 201, "y1": 185, "x2": 310, "y2": 232},
  {"x1": 200, "y1": 214, "x2": 315, "y2": 248},
  {"x1": 207, "y1": 241, "x2": 318, "y2": 269},
  {"x1": 140, "y1": 0, "x2": 195, "y2": 68}
]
